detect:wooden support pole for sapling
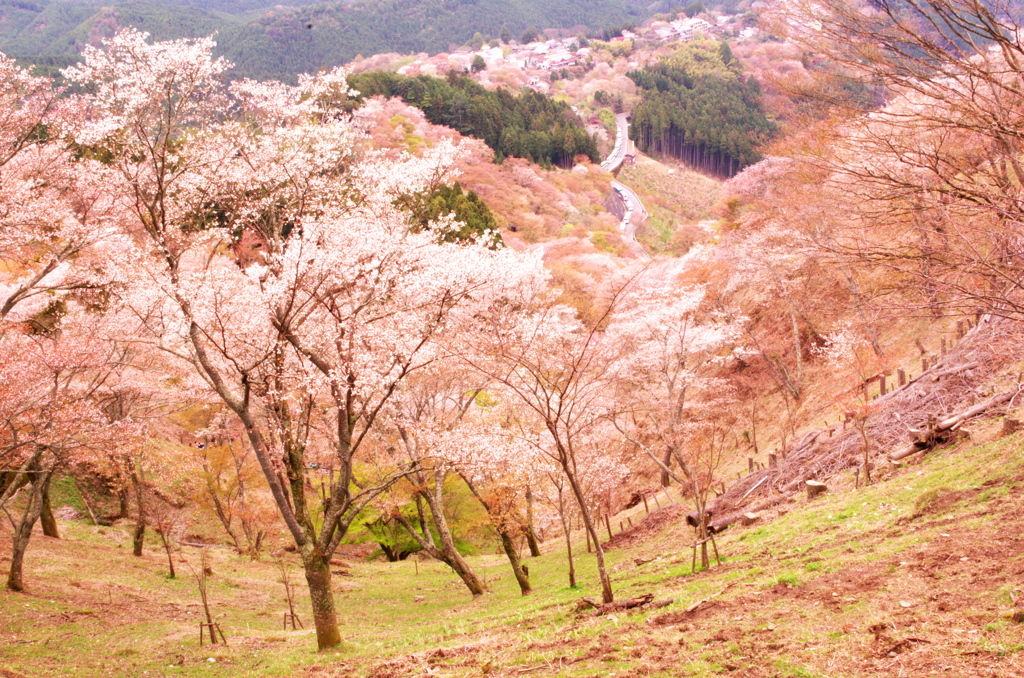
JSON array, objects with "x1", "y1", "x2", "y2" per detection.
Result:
[
  {"x1": 898, "y1": 368, "x2": 906, "y2": 387},
  {"x1": 748, "y1": 457, "x2": 754, "y2": 473},
  {"x1": 922, "y1": 356, "x2": 929, "y2": 372},
  {"x1": 627, "y1": 517, "x2": 632, "y2": 528},
  {"x1": 277, "y1": 556, "x2": 303, "y2": 631},
  {"x1": 190, "y1": 549, "x2": 227, "y2": 646},
  {"x1": 604, "y1": 514, "x2": 613, "y2": 541},
  {"x1": 642, "y1": 494, "x2": 649, "y2": 514},
  {"x1": 652, "y1": 492, "x2": 662, "y2": 509},
  {"x1": 879, "y1": 374, "x2": 887, "y2": 396},
  {"x1": 664, "y1": 488, "x2": 675, "y2": 504}
]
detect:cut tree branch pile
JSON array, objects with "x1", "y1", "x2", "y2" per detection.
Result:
[{"x1": 698, "y1": 317, "x2": 1022, "y2": 531}]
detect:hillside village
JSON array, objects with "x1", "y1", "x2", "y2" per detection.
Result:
[{"x1": 366, "y1": 10, "x2": 759, "y2": 95}]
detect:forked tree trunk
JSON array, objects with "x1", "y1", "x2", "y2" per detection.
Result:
[
  {"x1": 395, "y1": 487, "x2": 487, "y2": 597},
  {"x1": 461, "y1": 476, "x2": 531, "y2": 595},
  {"x1": 301, "y1": 550, "x2": 341, "y2": 650},
  {"x1": 7, "y1": 466, "x2": 51, "y2": 592}
]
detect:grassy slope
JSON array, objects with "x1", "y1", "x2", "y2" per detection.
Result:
[{"x1": 3, "y1": 422, "x2": 1024, "y2": 677}]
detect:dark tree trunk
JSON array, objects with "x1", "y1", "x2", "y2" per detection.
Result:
[
  {"x1": 395, "y1": 487, "x2": 487, "y2": 597},
  {"x1": 497, "y1": 526, "x2": 532, "y2": 596},
  {"x1": 39, "y1": 476, "x2": 59, "y2": 539},
  {"x1": 301, "y1": 550, "x2": 341, "y2": 650},
  {"x1": 524, "y1": 486, "x2": 541, "y2": 557},
  {"x1": 6, "y1": 466, "x2": 51, "y2": 592},
  {"x1": 564, "y1": 458, "x2": 614, "y2": 603},
  {"x1": 131, "y1": 464, "x2": 145, "y2": 557},
  {"x1": 118, "y1": 488, "x2": 130, "y2": 520},
  {"x1": 557, "y1": 487, "x2": 576, "y2": 588}
]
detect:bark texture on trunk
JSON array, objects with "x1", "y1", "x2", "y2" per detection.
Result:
[
  {"x1": 6, "y1": 467, "x2": 50, "y2": 592},
  {"x1": 39, "y1": 480, "x2": 59, "y2": 539},
  {"x1": 302, "y1": 552, "x2": 341, "y2": 650},
  {"x1": 497, "y1": 527, "x2": 532, "y2": 596},
  {"x1": 524, "y1": 486, "x2": 541, "y2": 557},
  {"x1": 565, "y1": 469, "x2": 613, "y2": 603}
]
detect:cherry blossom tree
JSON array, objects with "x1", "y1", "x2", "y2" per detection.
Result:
[
  {"x1": 607, "y1": 261, "x2": 744, "y2": 569},
  {"x1": 64, "y1": 30, "x2": 546, "y2": 648},
  {"x1": 464, "y1": 277, "x2": 639, "y2": 604}
]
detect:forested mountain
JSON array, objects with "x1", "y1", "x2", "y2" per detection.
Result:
[
  {"x1": 348, "y1": 71, "x2": 600, "y2": 167},
  {"x1": 0, "y1": 0, "x2": 654, "y2": 80},
  {"x1": 628, "y1": 40, "x2": 774, "y2": 177}
]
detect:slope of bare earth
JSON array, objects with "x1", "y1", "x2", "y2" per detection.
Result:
[{"x1": 4, "y1": 410, "x2": 1024, "y2": 677}]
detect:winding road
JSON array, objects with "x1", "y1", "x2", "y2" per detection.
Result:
[{"x1": 602, "y1": 114, "x2": 651, "y2": 262}]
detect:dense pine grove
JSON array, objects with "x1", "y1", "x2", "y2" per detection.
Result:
[
  {"x1": 348, "y1": 71, "x2": 601, "y2": 167},
  {"x1": 628, "y1": 40, "x2": 775, "y2": 177}
]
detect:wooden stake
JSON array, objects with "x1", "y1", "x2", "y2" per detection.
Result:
[
  {"x1": 604, "y1": 514, "x2": 613, "y2": 541},
  {"x1": 768, "y1": 453, "x2": 777, "y2": 468},
  {"x1": 652, "y1": 493, "x2": 662, "y2": 509},
  {"x1": 748, "y1": 457, "x2": 754, "y2": 473},
  {"x1": 627, "y1": 517, "x2": 632, "y2": 528},
  {"x1": 642, "y1": 494, "x2": 649, "y2": 514},
  {"x1": 941, "y1": 338, "x2": 947, "y2": 355},
  {"x1": 898, "y1": 368, "x2": 906, "y2": 387}
]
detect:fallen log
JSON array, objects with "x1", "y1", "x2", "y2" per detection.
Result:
[
  {"x1": 575, "y1": 593, "x2": 673, "y2": 616},
  {"x1": 890, "y1": 389, "x2": 1020, "y2": 461}
]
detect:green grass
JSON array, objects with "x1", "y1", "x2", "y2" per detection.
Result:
[{"x1": 3, "y1": 433, "x2": 1024, "y2": 676}]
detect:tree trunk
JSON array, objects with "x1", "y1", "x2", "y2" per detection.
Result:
[
  {"x1": 158, "y1": 530, "x2": 176, "y2": 578},
  {"x1": 395, "y1": 481, "x2": 487, "y2": 597},
  {"x1": 497, "y1": 526, "x2": 532, "y2": 596},
  {"x1": 556, "y1": 485, "x2": 577, "y2": 588},
  {"x1": 39, "y1": 476, "x2": 59, "y2": 539},
  {"x1": 131, "y1": 464, "x2": 145, "y2": 557},
  {"x1": 301, "y1": 551, "x2": 341, "y2": 650},
  {"x1": 7, "y1": 467, "x2": 50, "y2": 592},
  {"x1": 524, "y1": 486, "x2": 541, "y2": 557},
  {"x1": 565, "y1": 467, "x2": 614, "y2": 603},
  {"x1": 118, "y1": 488, "x2": 130, "y2": 520}
]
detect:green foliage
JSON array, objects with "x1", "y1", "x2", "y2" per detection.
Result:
[
  {"x1": 407, "y1": 182, "x2": 503, "y2": 246},
  {"x1": 628, "y1": 39, "x2": 775, "y2": 176},
  {"x1": 346, "y1": 71, "x2": 600, "y2": 167},
  {"x1": 520, "y1": 25, "x2": 541, "y2": 44},
  {"x1": 471, "y1": 54, "x2": 486, "y2": 73},
  {"x1": 0, "y1": 0, "x2": 654, "y2": 82}
]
